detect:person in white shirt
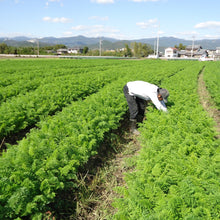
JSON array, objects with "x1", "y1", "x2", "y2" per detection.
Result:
[{"x1": 123, "y1": 81, "x2": 169, "y2": 134}]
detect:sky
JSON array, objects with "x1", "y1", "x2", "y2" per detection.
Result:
[{"x1": 0, "y1": 0, "x2": 220, "y2": 40}]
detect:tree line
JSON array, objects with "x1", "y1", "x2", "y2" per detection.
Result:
[
  {"x1": 0, "y1": 43, "x2": 68, "y2": 55},
  {"x1": 0, "y1": 42, "x2": 155, "y2": 57}
]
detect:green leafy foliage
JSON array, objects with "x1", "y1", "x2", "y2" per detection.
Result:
[
  {"x1": 113, "y1": 63, "x2": 220, "y2": 219},
  {"x1": 0, "y1": 59, "x2": 211, "y2": 219},
  {"x1": 0, "y1": 60, "x2": 130, "y2": 139},
  {"x1": 203, "y1": 62, "x2": 220, "y2": 109}
]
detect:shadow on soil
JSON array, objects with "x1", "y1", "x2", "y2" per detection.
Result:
[{"x1": 46, "y1": 112, "x2": 137, "y2": 219}]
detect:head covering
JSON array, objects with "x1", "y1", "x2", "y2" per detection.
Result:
[{"x1": 158, "y1": 88, "x2": 169, "y2": 103}]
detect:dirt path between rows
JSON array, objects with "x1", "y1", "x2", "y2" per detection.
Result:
[
  {"x1": 50, "y1": 115, "x2": 142, "y2": 220},
  {"x1": 75, "y1": 129, "x2": 141, "y2": 220},
  {"x1": 198, "y1": 71, "x2": 220, "y2": 139},
  {"x1": 75, "y1": 71, "x2": 220, "y2": 219}
]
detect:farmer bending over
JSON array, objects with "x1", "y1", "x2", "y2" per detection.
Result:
[{"x1": 123, "y1": 81, "x2": 169, "y2": 135}]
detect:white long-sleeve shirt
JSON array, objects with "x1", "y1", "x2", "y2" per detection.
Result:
[{"x1": 127, "y1": 81, "x2": 167, "y2": 112}]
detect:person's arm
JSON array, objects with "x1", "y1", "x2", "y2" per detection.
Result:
[{"x1": 150, "y1": 93, "x2": 168, "y2": 112}]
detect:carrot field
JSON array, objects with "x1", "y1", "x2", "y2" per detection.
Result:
[{"x1": 0, "y1": 58, "x2": 219, "y2": 219}]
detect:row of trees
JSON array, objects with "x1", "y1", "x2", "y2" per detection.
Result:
[
  {"x1": 174, "y1": 43, "x2": 186, "y2": 50},
  {"x1": 132, "y1": 42, "x2": 154, "y2": 58},
  {"x1": 0, "y1": 43, "x2": 68, "y2": 55},
  {"x1": 86, "y1": 43, "x2": 154, "y2": 57},
  {"x1": 0, "y1": 42, "x2": 168, "y2": 58}
]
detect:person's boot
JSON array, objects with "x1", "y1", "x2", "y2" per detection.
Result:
[{"x1": 129, "y1": 119, "x2": 140, "y2": 135}]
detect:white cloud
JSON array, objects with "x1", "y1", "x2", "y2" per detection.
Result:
[
  {"x1": 91, "y1": 0, "x2": 114, "y2": 4},
  {"x1": 131, "y1": 0, "x2": 160, "y2": 2},
  {"x1": 0, "y1": 32, "x2": 35, "y2": 38},
  {"x1": 195, "y1": 21, "x2": 220, "y2": 29},
  {"x1": 43, "y1": 16, "x2": 72, "y2": 23},
  {"x1": 63, "y1": 31, "x2": 73, "y2": 37},
  {"x1": 136, "y1": 19, "x2": 158, "y2": 29},
  {"x1": 45, "y1": 0, "x2": 63, "y2": 7},
  {"x1": 174, "y1": 30, "x2": 220, "y2": 40},
  {"x1": 177, "y1": 31, "x2": 199, "y2": 36},
  {"x1": 203, "y1": 34, "x2": 220, "y2": 39},
  {"x1": 14, "y1": 0, "x2": 24, "y2": 4},
  {"x1": 71, "y1": 24, "x2": 119, "y2": 37},
  {"x1": 89, "y1": 16, "x2": 109, "y2": 21},
  {"x1": 71, "y1": 25, "x2": 87, "y2": 31}
]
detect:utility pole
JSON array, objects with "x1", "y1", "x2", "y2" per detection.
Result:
[
  {"x1": 99, "y1": 38, "x2": 102, "y2": 56},
  {"x1": 191, "y1": 36, "x2": 195, "y2": 58},
  {"x1": 29, "y1": 39, "x2": 39, "y2": 56},
  {"x1": 37, "y1": 39, "x2": 39, "y2": 56},
  {"x1": 154, "y1": 38, "x2": 156, "y2": 56},
  {"x1": 156, "y1": 22, "x2": 160, "y2": 58}
]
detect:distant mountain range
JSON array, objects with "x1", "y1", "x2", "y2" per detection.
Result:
[{"x1": 0, "y1": 35, "x2": 220, "y2": 51}]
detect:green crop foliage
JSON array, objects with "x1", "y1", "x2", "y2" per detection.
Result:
[
  {"x1": 1, "y1": 59, "x2": 219, "y2": 219},
  {"x1": 203, "y1": 62, "x2": 220, "y2": 109},
  {"x1": 112, "y1": 63, "x2": 220, "y2": 219}
]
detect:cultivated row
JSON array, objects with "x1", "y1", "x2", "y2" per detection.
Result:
[
  {"x1": 113, "y1": 63, "x2": 220, "y2": 219},
  {"x1": 0, "y1": 59, "x2": 188, "y2": 219}
]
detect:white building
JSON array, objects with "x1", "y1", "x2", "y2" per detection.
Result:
[
  {"x1": 57, "y1": 48, "x2": 68, "y2": 55},
  {"x1": 165, "y1": 47, "x2": 179, "y2": 58},
  {"x1": 216, "y1": 47, "x2": 220, "y2": 54},
  {"x1": 57, "y1": 48, "x2": 83, "y2": 55},
  {"x1": 68, "y1": 48, "x2": 83, "y2": 54}
]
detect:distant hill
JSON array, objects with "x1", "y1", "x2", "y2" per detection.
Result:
[
  {"x1": 134, "y1": 37, "x2": 220, "y2": 50},
  {"x1": 0, "y1": 35, "x2": 220, "y2": 51},
  {"x1": 0, "y1": 37, "x2": 54, "y2": 47}
]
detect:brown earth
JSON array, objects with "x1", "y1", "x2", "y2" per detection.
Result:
[
  {"x1": 1, "y1": 69, "x2": 219, "y2": 219},
  {"x1": 46, "y1": 114, "x2": 141, "y2": 220},
  {"x1": 74, "y1": 116, "x2": 141, "y2": 220},
  {"x1": 76, "y1": 71, "x2": 220, "y2": 219},
  {"x1": 198, "y1": 72, "x2": 220, "y2": 138}
]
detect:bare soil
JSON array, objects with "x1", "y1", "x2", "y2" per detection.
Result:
[
  {"x1": 46, "y1": 113, "x2": 141, "y2": 220},
  {"x1": 2, "y1": 69, "x2": 219, "y2": 219},
  {"x1": 75, "y1": 71, "x2": 220, "y2": 219},
  {"x1": 198, "y1": 72, "x2": 220, "y2": 138},
  {"x1": 0, "y1": 124, "x2": 36, "y2": 154},
  {"x1": 74, "y1": 116, "x2": 141, "y2": 220},
  {"x1": 54, "y1": 72, "x2": 220, "y2": 219}
]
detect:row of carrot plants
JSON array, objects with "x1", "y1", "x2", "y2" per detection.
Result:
[
  {"x1": 0, "y1": 59, "x2": 127, "y2": 87},
  {"x1": 0, "y1": 69, "x2": 95, "y2": 103},
  {"x1": 203, "y1": 62, "x2": 220, "y2": 109},
  {"x1": 0, "y1": 59, "x2": 190, "y2": 219},
  {"x1": 0, "y1": 59, "x2": 135, "y2": 102},
  {"x1": 0, "y1": 59, "x2": 187, "y2": 141},
  {"x1": 0, "y1": 67, "x2": 126, "y2": 140},
  {"x1": 112, "y1": 62, "x2": 220, "y2": 219}
]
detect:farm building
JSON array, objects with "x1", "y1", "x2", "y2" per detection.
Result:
[
  {"x1": 68, "y1": 48, "x2": 83, "y2": 54},
  {"x1": 213, "y1": 47, "x2": 220, "y2": 60},
  {"x1": 57, "y1": 48, "x2": 83, "y2": 55},
  {"x1": 57, "y1": 48, "x2": 68, "y2": 55},
  {"x1": 178, "y1": 45, "x2": 208, "y2": 58},
  {"x1": 165, "y1": 47, "x2": 179, "y2": 58}
]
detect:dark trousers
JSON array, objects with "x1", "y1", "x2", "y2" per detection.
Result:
[{"x1": 123, "y1": 85, "x2": 147, "y2": 120}]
